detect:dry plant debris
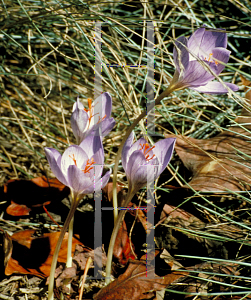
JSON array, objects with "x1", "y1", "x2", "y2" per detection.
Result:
[{"x1": 165, "y1": 76, "x2": 251, "y2": 192}]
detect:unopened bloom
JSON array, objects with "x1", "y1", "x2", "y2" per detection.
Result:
[
  {"x1": 71, "y1": 92, "x2": 115, "y2": 144},
  {"x1": 170, "y1": 27, "x2": 238, "y2": 94},
  {"x1": 44, "y1": 135, "x2": 111, "y2": 199},
  {"x1": 122, "y1": 133, "x2": 176, "y2": 194}
]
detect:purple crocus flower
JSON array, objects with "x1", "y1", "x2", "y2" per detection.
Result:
[
  {"x1": 71, "y1": 92, "x2": 115, "y2": 144},
  {"x1": 170, "y1": 27, "x2": 239, "y2": 94},
  {"x1": 122, "y1": 133, "x2": 176, "y2": 193},
  {"x1": 44, "y1": 135, "x2": 111, "y2": 199}
]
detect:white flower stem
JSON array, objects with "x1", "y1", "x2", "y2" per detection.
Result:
[
  {"x1": 65, "y1": 215, "x2": 74, "y2": 293},
  {"x1": 67, "y1": 215, "x2": 74, "y2": 268},
  {"x1": 48, "y1": 197, "x2": 79, "y2": 300}
]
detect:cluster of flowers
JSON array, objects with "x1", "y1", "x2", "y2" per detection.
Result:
[
  {"x1": 44, "y1": 26, "x2": 239, "y2": 205},
  {"x1": 45, "y1": 26, "x2": 239, "y2": 298},
  {"x1": 44, "y1": 93, "x2": 176, "y2": 201}
]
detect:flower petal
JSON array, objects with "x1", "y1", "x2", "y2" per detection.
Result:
[
  {"x1": 126, "y1": 151, "x2": 148, "y2": 189},
  {"x1": 180, "y1": 60, "x2": 215, "y2": 87},
  {"x1": 200, "y1": 29, "x2": 227, "y2": 54},
  {"x1": 71, "y1": 103, "x2": 89, "y2": 144},
  {"x1": 100, "y1": 117, "x2": 116, "y2": 137},
  {"x1": 126, "y1": 151, "x2": 159, "y2": 192},
  {"x1": 187, "y1": 27, "x2": 206, "y2": 57},
  {"x1": 101, "y1": 169, "x2": 111, "y2": 189},
  {"x1": 79, "y1": 134, "x2": 103, "y2": 158},
  {"x1": 209, "y1": 47, "x2": 231, "y2": 75},
  {"x1": 190, "y1": 81, "x2": 239, "y2": 94},
  {"x1": 173, "y1": 36, "x2": 189, "y2": 74},
  {"x1": 44, "y1": 148, "x2": 68, "y2": 186},
  {"x1": 92, "y1": 92, "x2": 112, "y2": 124},
  {"x1": 153, "y1": 138, "x2": 176, "y2": 175},
  {"x1": 61, "y1": 145, "x2": 88, "y2": 176},
  {"x1": 122, "y1": 132, "x2": 134, "y2": 170},
  {"x1": 72, "y1": 97, "x2": 84, "y2": 112},
  {"x1": 128, "y1": 137, "x2": 148, "y2": 158},
  {"x1": 67, "y1": 165, "x2": 93, "y2": 195}
]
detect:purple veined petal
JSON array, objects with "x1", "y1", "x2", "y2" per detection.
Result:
[
  {"x1": 44, "y1": 148, "x2": 68, "y2": 186},
  {"x1": 187, "y1": 27, "x2": 206, "y2": 55},
  {"x1": 72, "y1": 97, "x2": 85, "y2": 112},
  {"x1": 153, "y1": 138, "x2": 176, "y2": 176},
  {"x1": 92, "y1": 147, "x2": 104, "y2": 167},
  {"x1": 179, "y1": 60, "x2": 216, "y2": 87},
  {"x1": 126, "y1": 150, "x2": 157, "y2": 191},
  {"x1": 71, "y1": 107, "x2": 89, "y2": 144},
  {"x1": 173, "y1": 36, "x2": 189, "y2": 73},
  {"x1": 101, "y1": 169, "x2": 111, "y2": 189},
  {"x1": 83, "y1": 156, "x2": 103, "y2": 181},
  {"x1": 122, "y1": 131, "x2": 134, "y2": 170},
  {"x1": 190, "y1": 81, "x2": 239, "y2": 94},
  {"x1": 208, "y1": 47, "x2": 231, "y2": 75},
  {"x1": 92, "y1": 92, "x2": 112, "y2": 126},
  {"x1": 61, "y1": 145, "x2": 88, "y2": 176},
  {"x1": 127, "y1": 137, "x2": 148, "y2": 158},
  {"x1": 86, "y1": 169, "x2": 111, "y2": 195},
  {"x1": 67, "y1": 165, "x2": 93, "y2": 195},
  {"x1": 100, "y1": 117, "x2": 116, "y2": 137},
  {"x1": 79, "y1": 134, "x2": 103, "y2": 158},
  {"x1": 102, "y1": 92, "x2": 112, "y2": 119},
  {"x1": 78, "y1": 169, "x2": 111, "y2": 196},
  {"x1": 200, "y1": 29, "x2": 227, "y2": 54}
]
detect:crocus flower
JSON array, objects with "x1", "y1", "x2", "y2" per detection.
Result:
[
  {"x1": 122, "y1": 133, "x2": 176, "y2": 194},
  {"x1": 71, "y1": 92, "x2": 115, "y2": 144},
  {"x1": 44, "y1": 135, "x2": 111, "y2": 199},
  {"x1": 170, "y1": 27, "x2": 239, "y2": 94}
]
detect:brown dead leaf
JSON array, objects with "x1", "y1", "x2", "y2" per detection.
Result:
[
  {"x1": 4, "y1": 176, "x2": 70, "y2": 216},
  {"x1": 73, "y1": 244, "x2": 107, "y2": 270},
  {"x1": 113, "y1": 220, "x2": 136, "y2": 265},
  {"x1": 165, "y1": 76, "x2": 251, "y2": 192},
  {"x1": 6, "y1": 201, "x2": 31, "y2": 216},
  {"x1": 4, "y1": 229, "x2": 83, "y2": 277},
  {"x1": 102, "y1": 181, "x2": 124, "y2": 205},
  {"x1": 94, "y1": 259, "x2": 187, "y2": 300}
]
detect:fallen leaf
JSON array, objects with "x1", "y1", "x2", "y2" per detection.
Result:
[
  {"x1": 4, "y1": 229, "x2": 83, "y2": 277},
  {"x1": 165, "y1": 76, "x2": 251, "y2": 192},
  {"x1": 6, "y1": 201, "x2": 31, "y2": 216},
  {"x1": 93, "y1": 258, "x2": 187, "y2": 300},
  {"x1": 4, "y1": 176, "x2": 70, "y2": 216},
  {"x1": 73, "y1": 244, "x2": 107, "y2": 270},
  {"x1": 113, "y1": 220, "x2": 136, "y2": 265},
  {"x1": 102, "y1": 181, "x2": 124, "y2": 205}
]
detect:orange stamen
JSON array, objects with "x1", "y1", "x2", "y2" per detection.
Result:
[
  {"x1": 82, "y1": 157, "x2": 96, "y2": 173},
  {"x1": 98, "y1": 114, "x2": 107, "y2": 124},
  {"x1": 139, "y1": 143, "x2": 155, "y2": 161},
  {"x1": 204, "y1": 53, "x2": 218, "y2": 65},
  {"x1": 83, "y1": 98, "x2": 106, "y2": 129},
  {"x1": 69, "y1": 154, "x2": 77, "y2": 166}
]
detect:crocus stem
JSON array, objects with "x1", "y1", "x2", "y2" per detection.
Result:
[
  {"x1": 67, "y1": 215, "x2": 74, "y2": 268},
  {"x1": 48, "y1": 198, "x2": 79, "y2": 300},
  {"x1": 105, "y1": 192, "x2": 135, "y2": 285},
  {"x1": 65, "y1": 215, "x2": 74, "y2": 293}
]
